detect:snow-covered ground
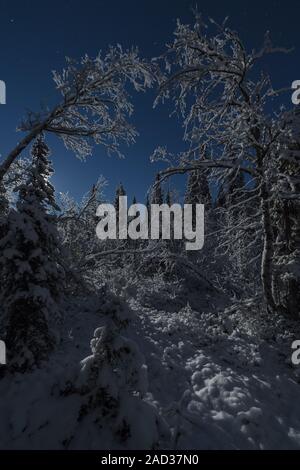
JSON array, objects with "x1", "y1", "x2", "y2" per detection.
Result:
[
  {"x1": 1, "y1": 287, "x2": 300, "y2": 450},
  {"x1": 129, "y1": 298, "x2": 300, "y2": 449}
]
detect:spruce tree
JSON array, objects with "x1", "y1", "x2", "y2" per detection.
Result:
[
  {"x1": 0, "y1": 180, "x2": 8, "y2": 248},
  {"x1": 145, "y1": 194, "x2": 151, "y2": 238},
  {"x1": 0, "y1": 135, "x2": 65, "y2": 372},
  {"x1": 185, "y1": 168, "x2": 211, "y2": 234},
  {"x1": 0, "y1": 181, "x2": 8, "y2": 217},
  {"x1": 165, "y1": 189, "x2": 176, "y2": 249},
  {"x1": 165, "y1": 189, "x2": 171, "y2": 206},
  {"x1": 0, "y1": 182, "x2": 9, "y2": 328},
  {"x1": 83, "y1": 183, "x2": 103, "y2": 250},
  {"x1": 150, "y1": 174, "x2": 163, "y2": 205},
  {"x1": 114, "y1": 182, "x2": 126, "y2": 214},
  {"x1": 114, "y1": 183, "x2": 126, "y2": 241},
  {"x1": 185, "y1": 169, "x2": 211, "y2": 208},
  {"x1": 216, "y1": 171, "x2": 245, "y2": 208},
  {"x1": 149, "y1": 175, "x2": 164, "y2": 241},
  {"x1": 272, "y1": 145, "x2": 300, "y2": 316},
  {"x1": 68, "y1": 299, "x2": 169, "y2": 449}
]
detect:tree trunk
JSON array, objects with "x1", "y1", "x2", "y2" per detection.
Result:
[
  {"x1": 260, "y1": 189, "x2": 276, "y2": 312},
  {"x1": 0, "y1": 123, "x2": 46, "y2": 183},
  {"x1": 0, "y1": 103, "x2": 63, "y2": 182}
]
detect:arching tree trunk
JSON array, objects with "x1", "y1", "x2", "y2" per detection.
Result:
[{"x1": 0, "y1": 122, "x2": 47, "y2": 184}]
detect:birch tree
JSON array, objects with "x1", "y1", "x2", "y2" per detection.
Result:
[{"x1": 153, "y1": 12, "x2": 298, "y2": 313}]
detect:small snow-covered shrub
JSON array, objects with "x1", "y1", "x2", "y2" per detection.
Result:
[
  {"x1": 222, "y1": 297, "x2": 300, "y2": 343},
  {"x1": 69, "y1": 323, "x2": 169, "y2": 449}
]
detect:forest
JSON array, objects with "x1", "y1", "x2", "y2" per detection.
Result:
[{"x1": 0, "y1": 10, "x2": 300, "y2": 450}]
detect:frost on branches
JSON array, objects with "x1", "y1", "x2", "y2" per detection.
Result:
[
  {"x1": 154, "y1": 13, "x2": 299, "y2": 315},
  {"x1": 0, "y1": 46, "x2": 156, "y2": 186}
]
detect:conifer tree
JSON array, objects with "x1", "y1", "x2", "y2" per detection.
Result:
[
  {"x1": 165, "y1": 189, "x2": 171, "y2": 206},
  {"x1": 82, "y1": 183, "x2": 104, "y2": 249},
  {"x1": 272, "y1": 145, "x2": 300, "y2": 316},
  {"x1": 127, "y1": 195, "x2": 139, "y2": 253},
  {"x1": 217, "y1": 171, "x2": 245, "y2": 208},
  {"x1": 114, "y1": 183, "x2": 126, "y2": 241},
  {"x1": 0, "y1": 135, "x2": 65, "y2": 371},
  {"x1": 149, "y1": 175, "x2": 164, "y2": 242},
  {"x1": 0, "y1": 181, "x2": 8, "y2": 217},
  {"x1": 69, "y1": 299, "x2": 169, "y2": 449},
  {"x1": 185, "y1": 168, "x2": 211, "y2": 235},
  {"x1": 114, "y1": 183, "x2": 126, "y2": 213},
  {"x1": 150, "y1": 174, "x2": 163, "y2": 205},
  {"x1": 0, "y1": 181, "x2": 8, "y2": 241},
  {"x1": 145, "y1": 194, "x2": 152, "y2": 238},
  {"x1": 185, "y1": 168, "x2": 211, "y2": 208}
]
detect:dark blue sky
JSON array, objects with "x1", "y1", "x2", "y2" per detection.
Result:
[{"x1": 0, "y1": 0, "x2": 299, "y2": 203}]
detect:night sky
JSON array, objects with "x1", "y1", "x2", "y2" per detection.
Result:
[{"x1": 0, "y1": 0, "x2": 299, "y2": 203}]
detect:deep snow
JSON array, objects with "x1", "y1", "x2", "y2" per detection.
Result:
[{"x1": 1, "y1": 288, "x2": 300, "y2": 450}]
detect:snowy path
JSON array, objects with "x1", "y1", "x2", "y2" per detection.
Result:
[{"x1": 1, "y1": 293, "x2": 300, "y2": 449}]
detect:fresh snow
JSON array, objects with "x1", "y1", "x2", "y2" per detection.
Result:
[{"x1": 1, "y1": 292, "x2": 300, "y2": 449}]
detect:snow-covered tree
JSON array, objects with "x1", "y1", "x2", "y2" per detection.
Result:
[
  {"x1": 0, "y1": 181, "x2": 8, "y2": 240},
  {"x1": 0, "y1": 159, "x2": 32, "y2": 303},
  {"x1": 0, "y1": 47, "x2": 156, "y2": 187},
  {"x1": 154, "y1": 12, "x2": 297, "y2": 313},
  {"x1": 215, "y1": 172, "x2": 262, "y2": 296},
  {"x1": 165, "y1": 189, "x2": 171, "y2": 206},
  {"x1": 150, "y1": 174, "x2": 164, "y2": 205},
  {"x1": 271, "y1": 137, "x2": 300, "y2": 316},
  {"x1": 0, "y1": 181, "x2": 8, "y2": 217},
  {"x1": 114, "y1": 182, "x2": 127, "y2": 244},
  {"x1": 128, "y1": 195, "x2": 139, "y2": 253},
  {"x1": 58, "y1": 176, "x2": 107, "y2": 277},
  {"x1": 145, "y1": 194, "x2": 152, "y2": 236},
  {"x1": 0, "y1": 157, "x2": 30, "y2": 219},
  {"x1": 0, "y1": 135, "x2": 65, "y2": 371},
  {"x1": 185, "y1": 165, "x2": 211, "y2": 241},
  {"x1": 185, "y1": 168, "x2": 211, "y2": 208},
  {"x1": 217, "y1": 170, "x2": 245, "y2": 208},
  {"x1": 114, "y1": 182, "x2": 126, "y2": 213},
  {"x1": 63, "y1": 293, "x2": 169, "y2": 449}
]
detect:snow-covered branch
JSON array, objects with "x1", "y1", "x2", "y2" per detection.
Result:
[{"x1": 0, "y1": 46, "x2": 157, "y2": 180}]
